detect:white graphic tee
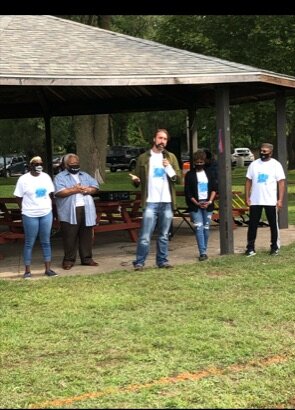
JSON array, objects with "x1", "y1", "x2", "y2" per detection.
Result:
[
  {"x1": 147, "y1": 150, "x2": 172, "y2": 203},
  {"x1": 246, "y1": 158, "x2": 285, "y2": 205}
]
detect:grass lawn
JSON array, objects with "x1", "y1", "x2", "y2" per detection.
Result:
[
  {"x1": 1, "y1": 167, "x2": 295, "y2": 408},
  {"x1": 1, "y1": 247, "x2": 295, "y2": 408}
]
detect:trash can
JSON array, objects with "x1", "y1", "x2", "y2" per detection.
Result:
[
  {"x1": 182, "y1": 161, "x2": 190, "y2": 184},
  {"x1": 236, "y1": 156, "x2": 245, "y2": 167}
]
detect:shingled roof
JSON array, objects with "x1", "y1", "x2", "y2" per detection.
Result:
[{"x1": 1, "y1": 14, "x2": 295, "y2": 118}]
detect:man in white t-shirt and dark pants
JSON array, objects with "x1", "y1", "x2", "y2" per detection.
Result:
[{"x1": 245, "y1": 143, "x2": 286, "y2": 257}]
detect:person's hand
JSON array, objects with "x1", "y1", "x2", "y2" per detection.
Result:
[
  {"x1": 246, "y1": 198, "x2": 251, "y2": 207},
  {"x1": 129, "y1": 173, "x2": 140, "y2": 182},
  {"x1": 80, "y1": 184, "x2": 91, "y2": 195},
  {"x1": 73, "y1": 183, "x2": 83, "y2": 193},
  {"x1": 163, "y1": 158, "x2": 170, "y2": 167},
  {"x1": 277, "y1": 199, "x2": 283, "y2": 209}
]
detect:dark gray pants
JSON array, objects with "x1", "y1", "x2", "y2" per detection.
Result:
[{"x1": 60, "y1": 206, "x2": 94, "y2": 265}]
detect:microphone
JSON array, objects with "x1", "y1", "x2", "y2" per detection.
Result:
[{"x1": 162, "y1": 149, "x2": 167, "y2": 159}]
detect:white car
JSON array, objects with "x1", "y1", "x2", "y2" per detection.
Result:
[{"x1": 231, "y1": 148, "x2": 255, "y2": 167}]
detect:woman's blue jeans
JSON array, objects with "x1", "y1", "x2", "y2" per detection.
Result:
[
  {"x1": 133, "y1": 202, "x2": 173, "y2": 267},
  {"x1": 22, "y1": 212, "x2": 53, "y2": 265},
  {"x1": 190, "y1": 209, "x2": 213, "y2": 256}
]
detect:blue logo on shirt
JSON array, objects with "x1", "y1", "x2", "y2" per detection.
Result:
[
  {"x1": 154, "y1": 168, "x2": 165, "y2": 178},
  {"x1": 199, "y1": 182, "x2": 208, "y2": 193},
  {"x1": 35, "y1": 188, "x2": 47, "y2": 198},
  {"x1": 257, "y1": 173, "x2": 268, "y2": 183}
]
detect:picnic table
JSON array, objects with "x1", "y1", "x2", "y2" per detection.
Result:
[
  {"x1": 0, "y1": 194, "x2": 142, "y2": 249},
  {"x1": 172, "y1": 191, "x2": 251, "y2": 235},
  {"x1": 93, "y1": 198, "x2": 141, "y2": 242}
]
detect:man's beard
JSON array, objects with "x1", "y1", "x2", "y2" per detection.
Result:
[{"x1": 155, "y1": 143, "x2": 165, "y2": 150}]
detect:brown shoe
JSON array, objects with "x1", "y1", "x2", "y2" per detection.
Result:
[
  {"x1": 62, "y1": 262, "x2": 74, "y2": 270},
  {"x1": 81, "y1": 260, "x2": 99, "y2": 266}
]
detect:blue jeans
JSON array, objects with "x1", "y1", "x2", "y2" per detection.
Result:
[
  {"x1": 22, "y1": 212, "x2": 53, "y2": 265},
  {"x1": 133, "y1": 202, "x2": 173, "y2": 267},
  {"x1": 190, "y1": 209, "x2": 213, "y2": 256}
]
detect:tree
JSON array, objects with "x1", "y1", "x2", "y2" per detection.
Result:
[
  {"x1": 152, "y1": 15, "x2": 295, "y2": 166},
  {"x1": 61, "y1": 15, "x2": 112, "y2": 182}
]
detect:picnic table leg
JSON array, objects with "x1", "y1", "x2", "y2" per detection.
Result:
[{"x1": 121, "y1": 206, "x2": 139, "y2": 242}]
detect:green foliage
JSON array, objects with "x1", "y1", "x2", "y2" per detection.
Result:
[
  {"x1": 111, "y1": 15, "x2": 160, "y2": 39},
  {"x1": 107, "y1": 15, "x2": 295, "y2": 153},
  {"x1": 0, "y1": 118, "x2": 44, "y2": 157},
  {"x1": 110, "y1": 111, "x2": 188, "y2": 149},
  {"x1": 152, "y1": 15, "x2": 295, "y2": 153},
  {"x1": 51, "y1": 116, "x2": 75, "y2": 153},
  {"x1": 0, "y1": 117, "x2": 74, "y2": 159}
]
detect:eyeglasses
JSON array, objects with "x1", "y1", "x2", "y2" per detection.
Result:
[{"x1": 33, "y1": 163, "x2": 43, "y2": 166}]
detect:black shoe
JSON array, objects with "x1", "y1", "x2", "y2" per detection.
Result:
[
  {"x1": 134, "y1": 264, "x2": 143, "y2": 271},
  {"x1": 269, "y1": 249, "x2": 279, "y2": 256},
  {"x1": 23, "y1": 272, "x2": 32, "y2": 279},
  {"x1": 199, "y1": 254, "x2": 208, "y2": 261},
  {"x1": 45, "y1": 269, "x2": 58, "y2": 277}
]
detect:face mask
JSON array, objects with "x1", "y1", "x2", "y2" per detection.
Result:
[
  {"x1": 195, "y1": 165, "x2": 204, "y2": 171},
  {"x1": 68, "y1": 165, "x2": 80, "y2": 174},
  {"x1": 260, "y1": 153, "x2": 270, "y2": 161},
  {"x1": 33, "y1": 165, "x2": 43, "y2": 173}
]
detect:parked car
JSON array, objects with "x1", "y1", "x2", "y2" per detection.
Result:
[
  {"x1": 0, "y1": 154, "x2": 27, "y2": 177},
  {"x1": 231, "y1": 148, "x2": 255, "y2": 167},
  {"x1": 7, "y1": 159, "x2": 28, "y2": 176},
  {"x1": 106, "y1": 146, "x2": 145, "y2": 172}
]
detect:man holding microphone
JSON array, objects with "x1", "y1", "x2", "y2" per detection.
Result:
[{"x1": 129, "y1": 128, "x2": 181, "y2": 271}]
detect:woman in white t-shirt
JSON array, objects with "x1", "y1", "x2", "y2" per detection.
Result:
[{"x1": 14, "y1": 156, "x2": 58, "y2": 279}]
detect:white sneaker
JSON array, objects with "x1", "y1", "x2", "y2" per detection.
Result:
[{"x1": 245, "y1": 250, "x2": 256, "y2": 257}]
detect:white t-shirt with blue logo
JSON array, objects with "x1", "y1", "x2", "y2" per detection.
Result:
[
  {"x1": 147, "y1": 150, "x2": 172, "y2": 203},
  {"x1": 196, "y1": 170, "x2": 208, "y2": 200},
  {"x1": 14, "y1": 172, "x2": 54, "y2": 217},
  {"x1": 246, "y1": 158, "x2": 285, "y2": 205}
]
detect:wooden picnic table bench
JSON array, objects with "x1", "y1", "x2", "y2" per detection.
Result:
[
  {"x1": 172, "y1": 191, "x2": 251, "y2": 235},
  {"x1": 0, "y1": 194, "x2": 142, "y2": 249},
  {"x1": 0, "y1": 197, "x2": 24, "y2": 236},
  {"x1": 93, "y1": 197, "x2": 141, "y2": 242},
  {"x1": 0, "y1": 197, "x2": 24, "y2": 258}
]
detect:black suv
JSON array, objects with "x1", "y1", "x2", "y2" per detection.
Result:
[{"x1": 106, "y1": 146, "x2": 145, "y2": 172}]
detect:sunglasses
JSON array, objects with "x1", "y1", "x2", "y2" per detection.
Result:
[{"x1": 260, "y1": 150, "x2": 270, "y2": 154}]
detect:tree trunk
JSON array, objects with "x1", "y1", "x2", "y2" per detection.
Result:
[{"x1": 74, "y1": 115, "x2": 109, "y2": 184}]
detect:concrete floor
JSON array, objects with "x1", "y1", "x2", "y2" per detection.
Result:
[{"x1": 1, "y1": 221, "x2": 295, "y2": 280}]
